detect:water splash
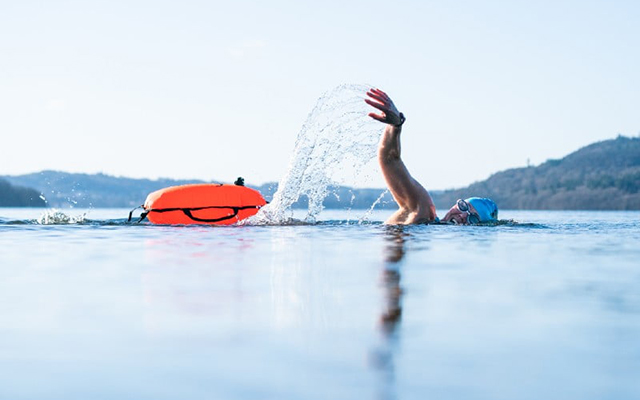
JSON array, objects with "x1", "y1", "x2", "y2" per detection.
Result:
[
  {"x1": 253, "y1": 84, "x2": 384, "y2": 224},
  {"x1": 359, "y1": 190, "x2": 390, "y2": 224},
  {"x1": 37, "y1": 209, "x2": 87, "y2": 225}
]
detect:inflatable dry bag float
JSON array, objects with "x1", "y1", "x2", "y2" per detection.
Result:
[{"x1": 128, "y1": 178, "x2": 266, "y2": 225}]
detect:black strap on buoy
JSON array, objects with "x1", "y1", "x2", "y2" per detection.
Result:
[
  {"x1": 234, "y1": 177, "x2": 245, "y2": 186},
  {"x1": 129, "y1": 204, "x2": 264, "y2": 224},
  {"x1": 128, "y1": 205, "x2": 148, "y2": 223}
]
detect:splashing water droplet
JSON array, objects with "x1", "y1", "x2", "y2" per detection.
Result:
[
  {"x1": 358, "y1": 190, "x2": 389, "y2": 224},
  {"x1": 37, "y1": 209, "x2": 86, "y2": 225},
  {"x1": 252, "y1": 84, "x2": 383, "y2": 224}
]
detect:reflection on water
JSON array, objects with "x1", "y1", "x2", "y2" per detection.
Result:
[
  {"x1": 370, "y1": 226, "x2": 413, "y2": 400},
  {"x1": 380, "y1": 227, "x2": 407, "y2": 336}
]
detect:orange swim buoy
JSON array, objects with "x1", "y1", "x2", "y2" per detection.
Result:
[{"x1": 137, "y1": 183, "x2": 266, "y2": 225}]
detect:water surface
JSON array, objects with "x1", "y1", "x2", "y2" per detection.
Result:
[{"x1": 1, "y1": 208, "x2": 639, "y2": 400}]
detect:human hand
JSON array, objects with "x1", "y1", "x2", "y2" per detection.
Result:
[{"x1": 365, "y1": 88, "x2": 404, "y2": 126}]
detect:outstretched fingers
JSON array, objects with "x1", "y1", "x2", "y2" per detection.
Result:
[
  {"x1": 365, "y1": 88, "x2": 400, "y2": 124},
  {"x1": 368, "y1": 112, "x2": 387, "y2": 122},
  {"x1": 371, "y1": 88, "x2": 390, "y2": 101},
  {"x1": 365, "y1": 98, "x2": 389, "y2": 113},
  {"x1": 366, "y1": 90, "x2": 387, "y2": 104}
]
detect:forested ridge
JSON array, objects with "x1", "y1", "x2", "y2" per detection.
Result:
[{"x1": 431, "y1": 135, "x2": 640, "y2": 210}]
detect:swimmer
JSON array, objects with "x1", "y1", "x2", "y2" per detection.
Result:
[{"x1": 365, "y1": 88, "x2": 498, "y2": 225}]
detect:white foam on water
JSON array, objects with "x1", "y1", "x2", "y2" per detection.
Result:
[
  {"x1": 251, "y1": 84, "x2": 384, "y2": 224},
  {"x1": 37, "y1": 209, "x2": 87, "y2": 225}
]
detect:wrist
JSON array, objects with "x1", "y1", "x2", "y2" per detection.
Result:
[{"x1": 393, "y1": 112, "x2": 406, "y2": 127}]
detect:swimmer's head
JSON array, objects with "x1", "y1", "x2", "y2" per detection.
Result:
[{"x1": 442, "y1": 197, "x2": 498, "y2": 224}]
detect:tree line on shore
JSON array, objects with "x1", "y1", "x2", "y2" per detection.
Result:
[{"x1": 432, "y1": 135, "x2": 640, "y2": 210}]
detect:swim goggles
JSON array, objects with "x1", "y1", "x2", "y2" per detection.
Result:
[{"x1": 457, "y1": 199, "x2": 480, "y2": 224}]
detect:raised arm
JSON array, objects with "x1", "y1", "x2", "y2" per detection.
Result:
[{"x1": 365, "y1": 88, "x2": 436, "y2": 224}]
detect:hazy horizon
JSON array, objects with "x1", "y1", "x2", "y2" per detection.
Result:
[{"x1": 2, "y1": 1, "x2": 638, "y2": 190}]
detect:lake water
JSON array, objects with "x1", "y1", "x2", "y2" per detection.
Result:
[{"x1": 1, "y1": 207, "x2": 639, "y2": 400}]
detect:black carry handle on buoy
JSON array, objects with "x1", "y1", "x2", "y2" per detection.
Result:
[{"x1": 182, "y1": 207, "x2": 240, "y2": 223}]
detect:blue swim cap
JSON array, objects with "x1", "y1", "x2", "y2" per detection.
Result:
[{"x1": 465, "y1": 197, "x2": 498, "y2": 222}]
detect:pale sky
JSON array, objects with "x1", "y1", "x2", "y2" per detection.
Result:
[{"x1": 1, "y1": 0, "x2": 638, "y2": 190}]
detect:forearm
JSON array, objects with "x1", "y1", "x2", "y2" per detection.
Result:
[
  {"x1": 378, "y1": 124, "x2": 402, "y2": 164},
  {"x1": 377, "y1": 123, "x2": 436, "y2": 219},
  {"x1": 378, "y1": 124, "x2": 414, "y2": 206}
]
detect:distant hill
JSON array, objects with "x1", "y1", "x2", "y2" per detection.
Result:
[
  {"x1": 0, "y1": 170, "x2": 397, "y2": 209},
  {"x1": 1, "y1": 171, "x2": 210, "y2": 208},
  {"x1": 431, "y1": 135, "x2": 640, "y2": 210},
  {"x1": 3, "y1": 136, "x2": 639, "y2": 210},
  {"x1": 0, "y1": 178, "x2": 46, "y2": 207}
]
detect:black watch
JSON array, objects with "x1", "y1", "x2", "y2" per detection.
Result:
[{"x1": 394, "y1": 112, "x2": 406, "y2": 127}]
